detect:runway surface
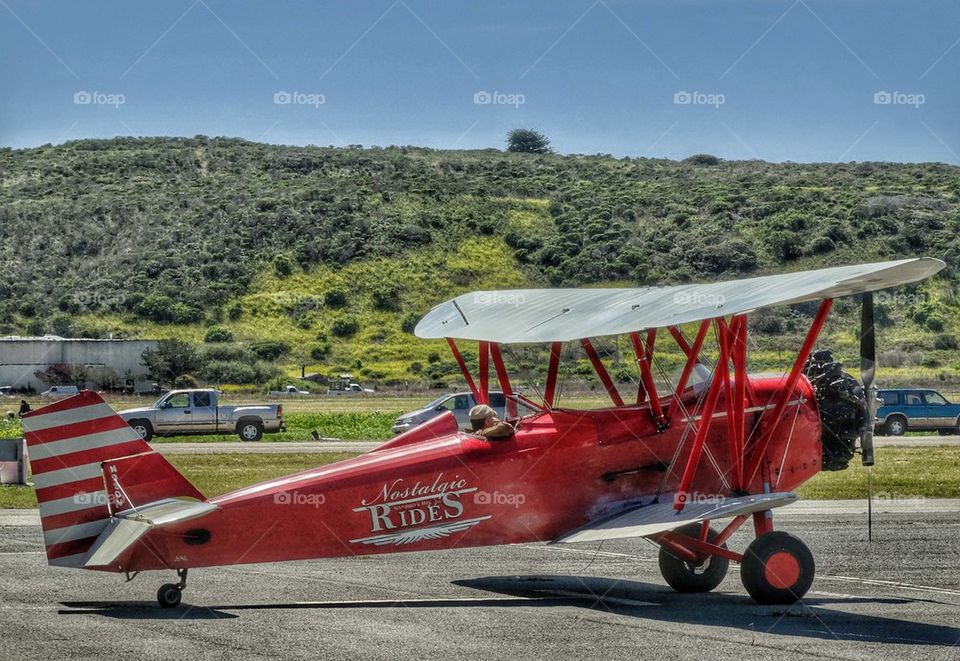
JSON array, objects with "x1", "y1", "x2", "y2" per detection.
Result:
[
  {"x1": 152, "y1": 435, "x2": 960, "y2": 455},
  {"x1": 1, "y1": 501, "x2": 958, "y2": 660}
]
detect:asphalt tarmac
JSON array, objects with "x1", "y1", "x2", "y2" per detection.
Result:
[{"x1": 1, "y1": 501, "x2": 958, "y2": 660}]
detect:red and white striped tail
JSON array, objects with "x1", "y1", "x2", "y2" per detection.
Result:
[{"x1": 22, "y1": 391, "x2": 154, "y2": 568}]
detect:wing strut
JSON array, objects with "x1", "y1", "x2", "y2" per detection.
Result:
[
  {"x1": 489, "y1": 343, "x2": 517, "y2": 418},
  {"x1": 630, "y1": 330, "x2": 668, "y2": 431},
  {"x1": 580, "y1": 338, "x2": 624, "y2": 407},
  {"x1": 543, "y1": 342, "x2": 562, "y2": 408},
  {"x1": 446, "y1": 338, "x2": 480, "y2": 402},
  {"x1": 478, "y1": 341, "x2": 490, "y2": 405},
  {"x1": 729, "y1": 315, "x2": 750, "y2": 490},
  {"x1": 675, "y1": 319, "x2": 730, "y2": 511},
  {"x1": 672, "y1": 320, "x2": 711, "y2": 400},
  {"x1": 744, "y1": 298, "x2": 833, "y2": 486}
]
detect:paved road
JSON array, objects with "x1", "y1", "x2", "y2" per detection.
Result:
[
  {"x1": 151, "y1": 435, "x2": 960, "y2": 455},
  {"x1": 874, "y1": 435, "x2": 960, "y2": 447},
  {"x1": 1, "y1": 502, "x2": 958, "y2": 660}
]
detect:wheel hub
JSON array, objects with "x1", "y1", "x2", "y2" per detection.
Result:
[{"x1": 763, "y1": 551, "x2": 801, "y2": 589}]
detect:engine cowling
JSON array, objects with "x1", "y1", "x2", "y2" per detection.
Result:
[{"x1": 803, "y1": 349, "x2": 866, "y2": 471}]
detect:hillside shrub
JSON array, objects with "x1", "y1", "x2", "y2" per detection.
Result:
[{"x1": 204, "y1": 327, "x2": 234, "y2": 343}]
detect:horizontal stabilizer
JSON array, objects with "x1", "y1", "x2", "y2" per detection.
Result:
[
  {"x1": 83, "y1": 518, "x2": 151, "y2": 568},
  {"x1": 553, "y1": 492, "x2": 796, "y2": 544},
  {"x1": 84, "y1": 499, "x2": 218, "y2": 568}
]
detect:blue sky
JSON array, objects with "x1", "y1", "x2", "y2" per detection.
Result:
[{"x1": 1, "y1": 0, "x2": 957, "y2": 163}]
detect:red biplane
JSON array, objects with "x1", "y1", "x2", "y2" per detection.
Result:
[{"x1": 22, "y1": 258, "x2": 943, "y2": 607}]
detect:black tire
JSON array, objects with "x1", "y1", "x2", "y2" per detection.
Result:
[
  {"x1": 157, "y1": 584, "x2": 182, "y2": 608},
  {"x1": 884, "y1": 415, "x2": 907, "y2": 437},
  {"x1": 129, "y1": 419, "x2": 153, "y2": 442},
  {"x1": 237, "y1": 419, "x2": 263, "y2": 442},
  {"x1": 940, "y1": 418, "x2": 960, "y2": 436},
  {"x1": 658, "y1": 523, "x2": 729, "y2": 593},
  {"x1": 741, "y1": 531, "x2": 815, "y2": 604}
]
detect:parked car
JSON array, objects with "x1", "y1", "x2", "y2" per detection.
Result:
[
  {"x1": 392, "y1": 391, "x2": 537, "y2": 435},
  {"x1": 40, "y1": 385, "x2": 79, "y2": 399},
  {"x1": 268, "y1": 385, "x2": 312, "y2": 396},
  {"x1": 328, "y1": 383, "x2": 375, "y2": 395},
  {"x1": 875, "y1": 388, "x2": 960, "y2": 436},
  {"x1": 118, "y1": 389, "x2": 285, "y2": 442},
  {"x1": 326, "y1": 373, "x2": 374, "y2": 395}
]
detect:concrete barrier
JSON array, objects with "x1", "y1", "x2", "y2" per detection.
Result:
[{"x1": 0, "y1": 438, "x2": 26, "y2": 485}]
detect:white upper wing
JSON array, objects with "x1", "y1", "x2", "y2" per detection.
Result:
[{"x1": 415, "y1": 258, "x2": 944, "y2": 343}]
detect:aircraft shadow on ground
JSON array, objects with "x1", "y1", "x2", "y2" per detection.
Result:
[
  {"x1": 59, "y1": 601, "x2": 238, "y2": 620},
  {"x1": 58, "y1": 574, "x2": 960, "y2": 647},
  {"x1": 58, "y1": 596, "x2": 570, "y2": 620},
  {"x1": 454, "y1": 575, "x2": 960, "y2": 647}
]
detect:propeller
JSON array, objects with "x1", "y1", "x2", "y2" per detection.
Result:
[{"x1": 860, "y1": 292, "x2": 877, "y2": 540}]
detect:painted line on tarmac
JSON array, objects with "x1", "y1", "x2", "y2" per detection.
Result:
[
  {"x1": 531, "y1": 545, "x2": 655, "y2": 562},
  {"x1": 549, "y1": 589, "x2": 657, "y2": 607},
  {"x1": 0, "y1": 550, "x2": 44, "y2": 555},
  {"x1": 818, "y1": 575, "x2": 960, "y2": 597}
]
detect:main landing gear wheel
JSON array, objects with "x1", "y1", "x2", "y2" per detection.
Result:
[
  {"x1": 741, "y1": 532, "x2": 815, "y2": 604},
  {"x1": 658, "y1": 523, "x2": 729, "y2": 593},
  {"x1": 157, "y1": 568, "x2": 188, "y2": 608}
]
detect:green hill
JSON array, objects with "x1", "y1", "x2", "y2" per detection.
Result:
[{"x1": 1, "y1": 137, "x2": 958, "y2": 387}]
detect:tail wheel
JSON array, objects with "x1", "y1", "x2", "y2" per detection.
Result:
[
  {"x1": 741, "y1": 531, "x2": 815, "y2": 604},
  {"x1": 238, "y1": 419, "x2": 263, "y2": 442},
  {"x1": 658, "y1": 523, "x2": 729, "y2": 593},
  {"x1": 157, "y1": 584, "x2": 182, "y2": 608},
  {"x1": 129, "y1": 419, "x2": 153, "y2": 442}
]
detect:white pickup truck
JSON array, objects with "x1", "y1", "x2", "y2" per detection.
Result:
[
  {"x1": 327, "y1": 382, "x2": 375, "y2": 395},
  {"x1": 268, "y1": 385, "x2": 312, "y2": 396},
  {"x1": 118, "y1": 389, "x2": 285, "y2": 442}
]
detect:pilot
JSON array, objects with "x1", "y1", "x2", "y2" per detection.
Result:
[{"x1": 467, "y1": 404, "x2": 516, "y2": 440}]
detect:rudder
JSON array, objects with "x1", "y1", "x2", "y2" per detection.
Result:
[{"x1": 22, "y1": 391, "x2": 202, "y2": 568}]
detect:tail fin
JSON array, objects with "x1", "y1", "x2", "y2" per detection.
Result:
[{"x1": 22, "y1": 391, "x2": 203, "y2": 568}]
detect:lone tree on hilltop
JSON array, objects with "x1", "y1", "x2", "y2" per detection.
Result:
[{"x1": 506, "y1": 128, "x2": 551, "y2": 154}]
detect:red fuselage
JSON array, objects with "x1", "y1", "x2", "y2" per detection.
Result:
[{"x1": 120, "y1": 377, "x2": 822, "y2": 572}]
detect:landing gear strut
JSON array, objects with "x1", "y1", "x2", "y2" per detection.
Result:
[{"x1": 157, "y1": 568, "x2": 188, "y2": 608}]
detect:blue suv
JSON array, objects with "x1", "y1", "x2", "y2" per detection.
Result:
[{"x1": 875, "y1": 389, "x2": 960, "y2": 436}]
